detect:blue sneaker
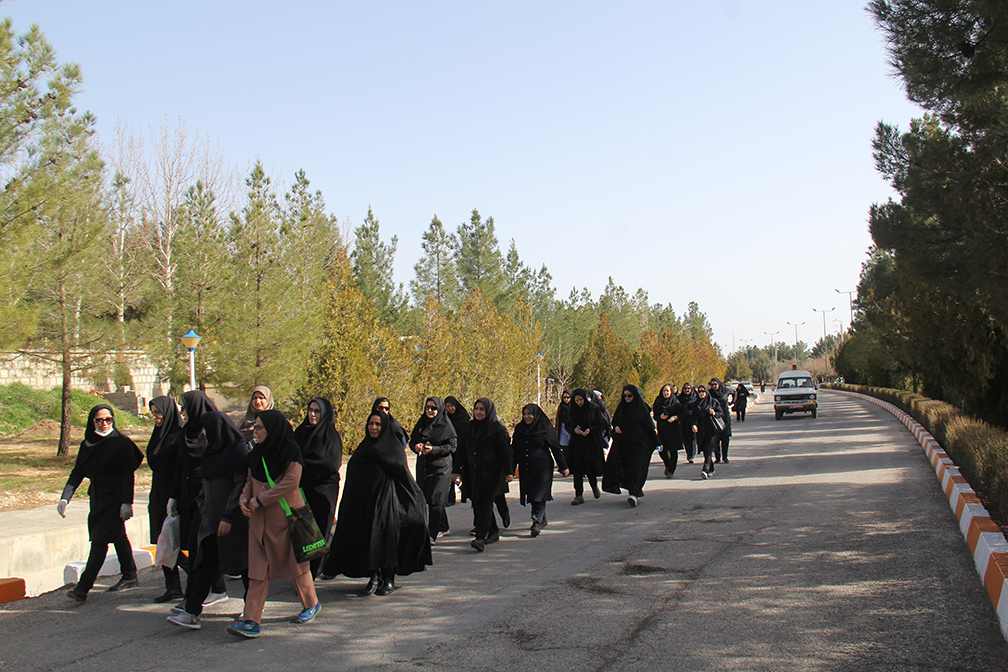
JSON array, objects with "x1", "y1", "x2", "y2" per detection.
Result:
[
  {"x1": 227, "y1": 620, "x2": 260, "y2": 638},
  {"x1": 291, "y1": 602, "x2": 321, "y2": 624}
]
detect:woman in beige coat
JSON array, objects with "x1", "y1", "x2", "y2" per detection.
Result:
[{"x1": 231, "y1": 409, "x2": 320, "y2": 638}]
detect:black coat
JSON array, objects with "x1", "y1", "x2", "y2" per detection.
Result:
[
  {"x1": 512, "y1": 404, "x2": 568, "y2": 505},
  {"x1": 565, "y1": 389, "x2": 609, "y2": 477},
  {"x1": 652, "y1": 391, "x2": 687, "y2": 451},
  {"x1": 146, "y1": 396, "x2": 185, "y2": 544},
  {"x1": 603, "y1": 386, "x2": 659, "y2": 497},
  {"x1": 457, "y1": 398, "x2": 511, "y2": 506}
]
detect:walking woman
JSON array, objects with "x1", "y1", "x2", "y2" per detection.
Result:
[
  {"x1": 511, "y1": 403, "x2": 569, "y2": 537},
  {"x1": 554, "y1": 389, "x2": 573, "y2": 454},
  {"x1": 444, "y1": 395, "x2": 468, "y2": 508},
  {"x1": 239, "y1": 385, "x2": 274, "y2": 443},
  {"x1": 678, "y1": 383, "x2": 698, "y2": 463},
  {"x1": 409, "y1": 397, "x2": 457, "y2": 544},
  {"x1": 691, "y1": 385, "x2": 728, "y2": 479},
  {"x1": 147, "y1": 396, "x2": 185, "y2": 603},
  {"x1": 294, "y1": 397, "x2": 343, "y2": 579},
  {"x1": 329, "y1": 411, "x2": 432, "y2": 596},
  {"x1": 168, "y1": 411, "x2": 249, "y2": 630},
  {"x1": 653, "y1": 384, "x2": 686, "y2": 478},
  {"x1": 58, "y1": 405, "x2": 144, "y2": 602},
  {"x1": 231, "y1": 410, "x2": 320, "y2": 638},
  {"x1": 371, "y1": 396, "x2": 408, "y2": 447},
  {"x1": 565, "y1": 389, "x2": 608, "y2": 505},
  {"x1": 603, "y1": 385, "x2": 660, "y2": 507},
  {"x1": 708, "y1": 378, "x2": 733, "y2": 463},
  {"x1": 733, "y1": 381, "x2": 750, "y2": 422},
  {"x1": 458, "y1": 398, "x2": 512, "y2": 552}
]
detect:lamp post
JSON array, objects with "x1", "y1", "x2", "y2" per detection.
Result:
[
  {"x1": 764, "y1": 330, "x2": 779, "y2": 377},
  {"x1": 786, "y1": 321, "x2": 804, "y2": 368},
  {"x1": 179, "y1": 330, "x2": 202, "y2": 391},
  {"x1": 535, "y1": 352, "x2": 544, "y2": 407},
  {"x1": 812, "y1": 307, "x2": 836, "y2": 376},
  {"x1": 835, "y1": 288, "x2": 855, "y2": 332}
]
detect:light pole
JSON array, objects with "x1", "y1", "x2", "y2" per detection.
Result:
[
  {"x1": 835, "y1": 289, "x2": 855, "y2": 332},
  {"x1": 764, "y1": 330, "x2": 779, "y2": 377},
  {"x1": 786, "y1": 321, "x2": 805, "y2": 369},
  {"x1": 179, "y1": 330, "x2": 202, "y2": 391},
  {"x1": 535, "y1": 352, "x2": 544, "y2": 407},
  {"x1": 812, "y1": 307, "x2": 836, "y2": 377}
]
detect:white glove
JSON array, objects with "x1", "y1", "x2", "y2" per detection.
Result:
[
  {"x1": 167, "y1": 498, "x2": 178, "y2": 517},
  {"x1": 120, "y1": 503, "x2": 133, "y2": 521},
  {"x1": 57, "y1": 499, "x2": 68, "y2": 518}
]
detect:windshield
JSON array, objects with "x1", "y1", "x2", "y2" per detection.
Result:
[{"x1": 778, "y1": 377, "x2": 813, "y2": 389}]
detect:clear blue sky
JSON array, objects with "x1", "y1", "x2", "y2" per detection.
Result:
[{"x1": 6, "y1": 0, "x2": 920, "y2": 353}]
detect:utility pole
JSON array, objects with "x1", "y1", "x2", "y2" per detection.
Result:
[
  {"x1": 786, "y1": 321, "x2": 805, "y2": 369},
  {"x1": 835, "y1": 289, "x2": 855, "y2": 332},
  {"x1": 812, "y1": 307, "x2": 836, "y2": 377}
]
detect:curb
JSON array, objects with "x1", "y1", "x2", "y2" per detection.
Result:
[{"x1": 835, "y1": 390, "x2": 1008, "y2": 640}]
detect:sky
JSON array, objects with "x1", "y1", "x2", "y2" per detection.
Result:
[{"x1": 4, "y1": 0, "x2": 921, "y2": 353}]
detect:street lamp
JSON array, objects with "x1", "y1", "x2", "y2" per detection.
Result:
[
  {"x1": 812, "y1": 307, "x2": 836, "y2": 377},
  {"x1": 764, "y1": 330, "x2": 780, "y2": 377},
  {"x1": 835, "y1": 289, "x2": 855, "y2": 332},
  {"x1": 179, "y1": 330, "x2": 201, "y2": 391},
  {"x1": 786, "y1": 321, "x2": 805, "y2": 368},
  {"x1": 535, "y1": 352, "x2": 544, "y2": 407}
]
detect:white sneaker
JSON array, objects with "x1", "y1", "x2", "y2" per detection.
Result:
[
  {"x1": 701, "y1": 471, "x2": 708, "y2": 480},
  {"x1": 627, "y1": 496, "x2": 638, "y2": 508},
  {"x1": 170, "y1": 601, "x2": 186, "y2": 614},
  {"x1": 167, "y1": 611, "x2": 201, "y2": 630},
  {"x1": 202, "y1": 591, "x2": 228, "y2": 607}
]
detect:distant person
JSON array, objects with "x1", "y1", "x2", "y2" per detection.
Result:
[
  {"x1": 58, "y1": 405, "x2": 144, "y2": 602},
  {"x1": 146, "y1": 396, "x2": 185, "y2": 603},
  {"x1": 678, "y1": 383, "x2": 698, "y2": 463},
  {"x1": 410, "y1": 397, "x2": 457, "y2": 545},
  {"x1": 733, "y1": 382, "x2": 750, "y2": 422},
  {"x1": 603, "y1": 385, "x2": 659, "y2": 507},
  {"x1": 512, "y1": 403, "x2": 569, "y2": 537},
  {"x1": 239, "y1": 386, "x2": 274, "y2": 443},
  {"x1": 565, "y1": 389, "x2": 609, "y2": 505},
  {"x1": 231, "y1": 409, "x2": 320, "y2": 638},
  {"x1": 554, "y1": 389, "x2": 573, "y2": 452},
  {"x1": 458, "y1": 398, "x2": 512, "y2": 552},
  {"x1": 293, "y1": 398, "x2": 342, "y2": 579},
  {"x1": 652, "y1": 384, "x2": 686, "y2": 477},
  {"x1": 328, "y1": 411, "x2": 432, "y2": 596}
]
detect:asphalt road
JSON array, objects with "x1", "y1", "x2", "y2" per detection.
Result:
[{"x1": 1, "y1": 391, "x2": 1006, "y2": 671}]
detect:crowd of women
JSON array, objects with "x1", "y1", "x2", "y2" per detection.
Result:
[{"x1": 55, "y1": 378, "x2": 749, "y2": 637}]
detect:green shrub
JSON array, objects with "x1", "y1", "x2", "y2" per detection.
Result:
[{"x1": 0, "y1": 383, "x2": 150, "y2": 437}]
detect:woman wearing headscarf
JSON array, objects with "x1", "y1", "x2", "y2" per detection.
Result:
[
  {"x1": 733, "y1": 381, "x2": 750, "y2": 422},
  {"x1": 678, "y1": 383, "x2": 698, "y2": 463},
  {"x1": 554, "y1": 389, "x2": 573, "y2": 452},
  {"x1": 691, "y1": 385, "x2": 728, "y2": 479},
  {"x1": 512, "y1": 403, "x2": 569, "y2": 537},
  {"x1": 231, "y1": 409, "x2": 319, "y2": 638},
  {"x1": 58, "y1": 405, "x2": 144, "y2": 602},
  {"x1": 603, "y1": 385, "x2": 660, "y2": 507},
  {"x1": 146, "y1": 396, "x2": 185, "y2": 603},
  {"x1": 409, "y1": 396, "x2": 457, "y2": 545},
  {"x1": 458, "y1": 398, "x2": 512, "y2": 552},
  {"x1": 167, "y1": 411, "x2": 249, "y2": 630},
  {"x1": 652, "y1": 384, "x2": 686, "y2": 478},
  {"x1": 293, "y1": 397, "x2": 342, "y2": 579},
  {"x1": 371, "y1": 396, "x2": 408, "y2": 447},
  {"x1": 328, "y1": 411, "x2": 432, "y2": 596},
  {"x1": 239, "y1": 385, "x2": 274, "y2": 443},
  {"x1": 444, "y1": 395, "x2": 469, "y2": 509},
  {"x1": 708, "y1": 378, "x2": 733, "y2": 463},
  {"x1": 565, "y1": 389, "x2": 609, "y2": 505}
]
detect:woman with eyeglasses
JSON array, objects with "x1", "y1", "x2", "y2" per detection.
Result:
[
  {"x1": 293, "y1": 398, "x2": 342, "y2": 579},
  {"x1": 707, "y1": 378, "x2": 733, "y2": 464},
  {"x1": 653, "y1": 384, "x2": 687, "y2": 478},
  {"x1": 146, "y1": 396, "x2": 186, "y2": 603},
  {"x1": 410, "y1": 397, "x2": 457, "y2": 544},
  {"x1": 603, "y1": 385, "x2": 660, "y2": 507},
  {"x1": 565, "y1": 389, "x2": 609, "y2": 505},
  {"x1": 58, "y1": 405, "x2": 144, "y2": 602},
  {"x1": 678, "y1": 383, "x2": 698, "y2": 463},
  {"x1": 690, "y1": 385, "x2": 727, "y2": 479}
]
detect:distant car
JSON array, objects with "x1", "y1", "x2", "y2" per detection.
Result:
[{"x1": 774, "y1": 370, "x2": 817, "y2": 420}]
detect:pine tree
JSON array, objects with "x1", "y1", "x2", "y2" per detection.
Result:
[
  {"x1": 411, "y1": 215, "x2": 458, "y2": 309},
  {"x1": 352, "y1": 205, "x2": 408, "y2": 328},
  {"x1": 455, "y1": 209, "x2": 504, "y2": 303}
]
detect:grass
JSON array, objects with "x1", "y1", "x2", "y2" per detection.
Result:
[{"x1": 0, "y1": 382, "x2": 151, "y2": 437}]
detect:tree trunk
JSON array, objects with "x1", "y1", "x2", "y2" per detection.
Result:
[{"x1": 57, "y1": 280, "x2": 71, "y2": 456}]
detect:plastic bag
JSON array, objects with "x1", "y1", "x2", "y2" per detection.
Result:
[{"x1": 154, "y1": 514, "x2": 180, "y2": 568}]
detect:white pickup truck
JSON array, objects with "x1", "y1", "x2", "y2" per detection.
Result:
[{"x1": 774, "y1": 369, "x2": 817, "y2": 420}]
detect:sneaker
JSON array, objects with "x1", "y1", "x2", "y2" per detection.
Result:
[
  {"x1": 170, "y1": 601, "x2": 186, "y2": 614},
  {"x1": 701, "y1": 471, "x2": 708, "y2": 480},
  {"x1": 709, "y1": 469, "x2": 715, "y2": 477},
  {"x1": 202, "y1": 591, "x2": 228, "y2": 607},
  {"x1": 107, "y1": 577, "x2": 138, "y2": 592},
  {"x1": 154, "y1": 589, "x2": 183, "y2": 604},
  {"x1": 227, "y1": 620, "x2": 261, "y2": 638},
  {"x1": 291, "y1": 602, "x2": 321, "y2": 624},
  {"x1": 471, "y1": 538, "x2": 485, "y2": 552},
  {"x1": 66, "y1": 588, "x2": 87, "y2": 602},
  {"x1": 224, "y1": 574, "x2": 242, "y2": 580},
  {"x1": 485, "y1": 531, "x2": 500, "y2": 544},
  {"x1": 571, "y1": 495, "x2": 585, "y2": 506},
  {"x1": 628, "y1": 496, "x2": 638, "y2": 508},
  {"x1": 436, "y1": 528, "x2": 450, "y2": 539},
  {"x1": 167, "y1": 611, "x2": 201, "y2": 630}
]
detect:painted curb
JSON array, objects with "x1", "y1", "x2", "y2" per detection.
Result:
[{"x1": 836, "y1": 390, "x2": 1008, "y2": 640}]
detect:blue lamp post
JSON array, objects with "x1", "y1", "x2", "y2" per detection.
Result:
[{"x1": 179, "y1": 330, "x2": 201, "y2": 391}]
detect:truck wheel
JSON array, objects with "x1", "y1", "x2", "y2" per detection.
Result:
[
  {"x1": 775, "y1": 410, "x2": 782, "y2": 420},
  {"x1": 811, "y1": 409, "x2": 817, "y2": 419}
]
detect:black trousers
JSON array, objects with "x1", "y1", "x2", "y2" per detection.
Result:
[
  {"x1": 76, "y1": 530, "x2": 135, "y2": 594},
  {"x1": 573, "y1": 474, "x2": 598, "y2": 496},
  {"x1": 184, "y1": 535, "x2": 248, "y2": 616},
  {"x1": 701, "y1": 434, "x2": 718, "y2": 473},
  {"x1": 473, "y1": 496, "x2": 500, "y2": 540}
]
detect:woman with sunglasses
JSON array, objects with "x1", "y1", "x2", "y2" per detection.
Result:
[
  {"x1": 603, "y1": 385, "x2": 659, "y2": 507},
  {"x1": 678, "y1": 383, "x2": 698, "y2": 463},
  {"x1": 58, "y1": 405, "x2": 144, "y2": 602},
  {"x1": 409, "y1": 397, "x2": 457, "y2": 544},
  {"x1": 691, "y1": 385, "x2": 727, "y2": 479}
]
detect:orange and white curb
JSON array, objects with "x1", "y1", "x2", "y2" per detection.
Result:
[{"x1": 837, "y1": 390, "x2": 1008, "y2": 639}]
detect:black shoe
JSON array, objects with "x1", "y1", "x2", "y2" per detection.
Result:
[
  {"x1": 485, "y1": 531, "x2": 500, "y2": 544},
  {"x1": 540, "y1": 518, "x2": 548, "y2": 529},
  {"x1": 359, "y1": 573, "x2": 379, "y2": 596},
  {"x1": 67, "y1": 588, "x2": 87, "y2": 602},
  {"x1": 154, "y1": 588, "x2": 183, "y2": 604},
  {"x1": 591, "y1": 484, "x2": 601, "y2": 499},
  {"x1": 501, "y1": 510, "x2": 511, "y2": 528},
  {"x1": 723, "y1": 458, "x2": 730, "y2": 464},
  {"x1": 107, "y1": 577, "x2": 138, "y2": 592},
  {"x1": 530, "y1": 522, "x2": 540, "y2": 537},
  {"x1": 471, "y1": 538, "x2": 485, "y2": 552},
  {"x1": 375, "y1": 579, "x2": 395, "y2": 596}
]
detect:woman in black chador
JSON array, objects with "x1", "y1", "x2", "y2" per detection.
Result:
[
  {"x1": 733, "y1": 381, "x2": 750, "y2": 422},
  {"x1": 691, "y1": 384, "x2": 728, "y2": 479},
  {"x1": 58, "y1": 405, "x2": 144, "y2": 601},
  {"x1": 371, "y1": 396, "x2": 408, "y2": 447},
  {"x1": 678, "y1": 383, "x2": 698, "y2": 463},
  {"x1": 167, "y1": 411, "x2": 249, "y2": 629},
  {"x1": 603, "y1": 385, "x2": 660, "y2": 507},
  {"x1": 329, "y1": 411, "x2": 432, "y2": 596},
  {"x1": 511, "y1": 403, "x2": 569, "y2": 537},
  {"x1": 294, "y1": 398, "x2": 342, "y2": 579},
  {"x1": 147, "y1": 396, "x2": 186, "y2": 603},
  {"x1": 708, "y1": 378, "x2": 733, "y2": 463},
  {"x1": 652, "y1": 384, "x2": 686, "y2": 478},
  {"x1": 458, "y1": 398, "x2": 512, "y2": 552},
  {"x1": 410, "y1": 396, "x2": 457, "y2": 544},
  {"x1": 565, "y1": 388, "x2": 608, "y2": 505},
  {"x1": 443, "y1": 395, "x2": 468, "y2": 510}
]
